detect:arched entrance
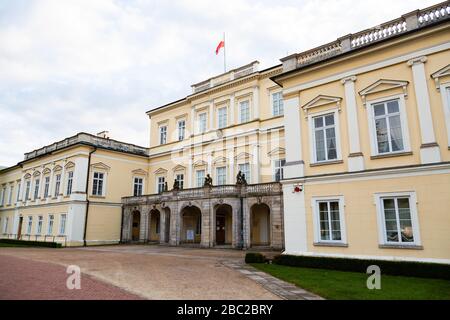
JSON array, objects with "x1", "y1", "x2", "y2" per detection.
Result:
[
  {"x1": 131, "y1": 210, "x2": 141, "y2": 241},
  {"x1": 180, "y1": 206, "x2": 202, "y2": 244},
  {"x1": 250, "y1": 203, "x2": 271, "y2": 247},
  {"x1": 148, "y1": 209, "x2": 161, "y2": 242},
  {"x1": 214, "y1": 204, "x2": 232, "y2": 246}
]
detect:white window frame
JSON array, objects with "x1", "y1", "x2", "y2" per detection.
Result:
[
  {"x1": 7, "y1": 184, "x2": 13, "y2": 205},
  {"x1": 59, "y1": 214, "x2": 67, "y2": 235},
  {"x1": 54, "y1": 173, "x2": 61, "y2": 197},
  {"x1": 311, "y1": 196, "x2": 347, "y2": 245},
  {"x1": 374, "y1": 191, "x2": 421, "y2": 247},
  {"x1": 33, "y1": 178, "x2": 40, "y2": 200},
  {"x1": 133, "y1": 176, "x2": 144, "y2": 196},
  {"x1": 195, "y1": 170, "x2": 205, "y2": 187},
  {"x1": 43, "y1": 176, "x2": 50, "y2": 198},
  {"x1": 198, "y1": 112, "x2": 207, "y2": 133},
  {"x1": 47, "y1": 214, "x2": 54, "y2": 235},
  {"x1": 3, "y1": 217, "x2": 8, "y2": 234},
  {"x1": 217, "y1": 106, "x2": 228, "y2": 129},
  {"x1": 159, "y1": 125, "x2": 167, "y2": 145},
  {"x1": 175, "y1": 173, "x2": 184, "y2": 190},
  {"x1": 239, "y1": 100, "x2": 250, "y2": 124},
  {"x1": 272, "y1": 158, "x2": 286, "y2": 182},
  {"x1": 27, "y1": 216, "x2": 33, "y2": 234},
  {"x1": 439, "y1": 82, "x2": 450, "y2": 148},
  {"x1": 66, "y1": 171, "x2": 73, "y2": 195},
  {"x1": 177, "y1": 119, "x2": 186, "y2": 141},
  {"x1": 25, "y1": 180, "x2": 31, "y2": 200},
  {"x1": 216, "y1": 166, "x2": 227, "y2": 185},
  {"x1": 367, "y1": 94, "x2": 411, "y2": 157},
  {"x1": 92, "y1": 171, "x2": 106, "y2": 196},
  {"x1": 37, "y1": 216, "x2": 43, "y2": 234},
  {"x1": 271, "y1": 91, "x2": 284, "y2": 116},
  {"x1": 308, "y1": 108, "x2": 342, "y2": 164},
  {"x1": 16, "y1": 181, "x2": 21, "y2": 203},
  {"x1": 156, "y1": 176, "x2": 166, "y2": 193},
  {"x1": 238, "y1": 163, "x2": 251, "y2": 183},
  {"x1": 0, "y1": 187, "x2": 5, "y2": 206}
]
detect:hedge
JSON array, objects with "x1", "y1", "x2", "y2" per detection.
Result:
[
  {"x1": 245, "y1": 252, "x2": 266, "y2": 263},
  {"x1": 272, "y1": 254, "x2": 450, "y2": 280},
  {"x1": 0, "y1": 239, "x2": 62, "y2": 248}
]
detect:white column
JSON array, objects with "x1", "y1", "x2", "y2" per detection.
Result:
[
  {"x1": 187, "y1": 157, "x2": 192, "y2": 188},
  {"x1": 229, "y1": 94, "x2": 235, "y2": 125},
  {"x1": 191, "y1": 107, "x2": 196, "y2": 136},
  {"x1": 341, "y1": 76, "x2": 365, "y2": 171},
  {"x1": 408, "y1": 56, "x2": 441, "y2": 164},
  {"x1": 71, "y1": 156, "x2": 89, "y2": 201},
  {"x1": 283, "y1": 95, "x2": 304, "y2": 178},
  {"x1": 253, "y1": 86, "x2": 260, "y2": 120},
  {"x1": 148, "y1": 117, "x2": 152, "y2": 147},
  {"x1": 252, "y1": 144, "x2": 260, "y2": 184},
  {"x1": 209, "y1": 101, "x2": 214, "y2": 130}
]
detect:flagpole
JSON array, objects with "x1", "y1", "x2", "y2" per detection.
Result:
[{"x1": 223, "y1": 32, "x2": 226, "y2": 73}]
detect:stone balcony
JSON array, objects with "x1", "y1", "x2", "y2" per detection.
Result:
[{"x1": 281, "y1": 1, "x2": 450, "y2": 72}]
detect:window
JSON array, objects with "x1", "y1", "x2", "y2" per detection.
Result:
[
  {"x1": 3, "y1": 217, "x2": 8, "y2": 234},
  {"x1": 218, "y1": 106, "x2": 227, "y2": 129},
  {"x1": 157, "y1": 176, "x2": 165, "y2": 193},
  {"x1": 176, "y1": 174, "x2": 184, "y2": 190},
  {"x1": 37, "y1": 216, "x2": 43, "y2": 234},
  {"x1": 133, "y1": 177, "x2": 143, "y2": 196},
  {"x1": 66, "y1": 171, "x2": 73, "y2": 195},
  {"x1": 312, "y1": 197, "x2": 346, "y2": 244},
  {"x1": 372, "y1": 99, "x2": 405, "y2": 154},
  {"x1": 16, "y1": 182, "x2": 21, "y2": 202},
  {"x1": 92, "y1": 172, "x2": 104, "y2": 196},
  {"x1": 272, "y1": 92, "x2": 284, "y2": 116},
  {"x1": 59, "y1": 214, "x2": 67, "y2": 235},
  {"x1": 178, "y1": 120, "x2": 186, "y2": 141},
  {"x1": 198, "y1": 113, "x2": 207, "y2": 133},
  {"x1": 43, "y1": 176, "x2": 50, "y2": 198},
  {"x1": 25, "y1": 181, "x2": 31, "y2": 200},
  {"x1": 54, "y1": 174, "x2": 61, "y2": 197},
  {"x1": 382, "y1": 197, "x2": 414, "y2": 244},
  {"x1": 7, "y1": 185, "x2": 13, "y2": 205},
  {"x1": 313, "y1": 113, "x2": 337, "y2": 162},
  {"x1": 216, "y1": 166, "x2": 227, "y2": 185},
  {"x1": 196, "y1": 170, "x2": 205, "y2": 187},
  {"x1": 27, "y1": 216, "x2": 33, "y2": 234},
  {"x1": 48, "y1": 215, "x2": 54, "y2": 235},
  {"x1": 238, "y1": 163, "x2": 250, "y2": 183},
  {"x1": 239, "y1": 101, "x2": 250, "y2": 123},
  {"x1": 274, "y1": 159, "x2": 286, "y2": 182},
  {"x1": 0, "y1": 187, "x2": 5, "y2": 206},
  {"x1": 159, "y1": 126, "x2": 167, "y2": 144},
  {"x1": 33, "y1": 178, "x2": 40, "y2": 200}
]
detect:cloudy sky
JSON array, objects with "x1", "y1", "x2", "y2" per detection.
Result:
[{"x1": 0, "y1": 0, "x2": 438, "y2": 167}]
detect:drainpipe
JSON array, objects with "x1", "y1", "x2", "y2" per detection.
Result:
[{"x1": 83, "y1": 147, "x2": 97, "y2": 246}]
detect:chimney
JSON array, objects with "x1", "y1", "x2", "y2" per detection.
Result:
[{"x1": 97, "y1": 131, "x2": 110, "y2": 139}]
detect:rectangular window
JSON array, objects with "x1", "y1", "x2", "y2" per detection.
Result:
[
  {"x1": 196, "y1": 170, "x2": 205, "y2": 187},
  {"x1": 48, "y1": 215, "x2": 54, "y2": 235},
  {"x1": 37, "y1": 216, "x2": 43, "y2": 234},
  {"x1": 159, "y1": 126, "x2": 167, "y2": 144},
  {"x1": 317, "y1": 200, "x2": 342, "y2": 242},
  {"x1": 43, "y1": 177, "x2": 50, "y2": 198},
  {"x1": 216, "y1": 167, "x2": 227, "y2": 185},
  {"x1": 272, "y1": 92, "x2": 284, "y2": 116},
  {"x1": 92, "y1": 172, "x2": 104, "y2": 196},
  {"x1": 239, "y1": 101, "x2": 250, "y2": 123},
  {"x1": 67, "y1": 171, "x2": 73, "y2": 195},
  {"x1": 218, "y1": 106, "x2": 227, "y2": 129},
  {"x1": 25, "y1": 181, "x2": 31, "y2": 200},
  {"x1": 16, "y1": 182, "x2": 21, "y2": 203},
  {"x1": 34, "y1": 179, "x2": 40, "y2": 199},
  {"x1": 178, "y1": 120, "x2": 186, "y2": 141},
  {"x1": 238, "y1": 163, "x2": 250, "y2": 183},
  {"x1": 4, "y1": 217, "x2": 8, "y2": 234},
  {"x1": 59, "y1": 214, "x2": 67, "y2": 235},
  {"x1": 313, "y1": 113, "x2": 337, "y2": 162},
  {"x1": 133, "y1": 177, "x2": 143, "y2": 196},
  {"x1": 373, "y1": 99, "x2": 404, "y2": 154},
  {"x1": 7, "y1": 185, "x2": 13, "y2": 205},
  {"x1": 176, "y1": 174, "x2": 184, "y2": 190},
  {"x1": 198, "y1": 113, "x2": 207, "y2": 133},
  {"x1": 157, "y1": 176, "x2": 165, "y2": 193},
  {"x1": 27, "y1": 216, "x2": 33, "y2": 234},
  {"x1": 381, "y1": 197, "x2": 414, "y2": 244},
  {"x1": 0, "y1": 187, "x2": 5, "y2": 206},
  {"x1": 274, "y1": 159, "x2": 286, "y2": 182},
  {"x1": 54, "y1": 174, "x2": 61, "y2": 197}
]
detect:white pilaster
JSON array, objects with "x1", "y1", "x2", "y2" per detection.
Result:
[
  {"x1": 209, "y1": 101, "x2": 214, "y2": 130},
  {"x1": 408, "y1": 56, "x2": 441, "y2": 163},
  {"x1": 283, "y1": 95, "x2": 304, "y2": 178},
  {"x1": 341, "y1": 76, "x2": 365, "y2": 171},
  {"x1": 207, "y1": 153, "x2": 213, "y2": 176},
  {"x1": 252, "y1": 144, "x2": 260, "y2": 183},
  {"x1": 190, "y1": 107, "x2": 196, "y2": 136},
  {"x1": 228, "y1": 150, "x2": 234, "y2": 185},
  {"x1": 148, "y1": 117, "x2": 152, "y2": 147},
  {"x1": 253, "y1": 86, "x2": 260, "y2": 120},
  {"x1": 71, "y1": 156, "x2": 89, "y2": 201},
  {"x1": 229, "y1": 94, "x2": 235, "y2": 125},
  {"x1": 187, "y1": 157, "x2": 192, "y2": 188}
]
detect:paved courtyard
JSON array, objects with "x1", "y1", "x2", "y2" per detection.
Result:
[{"x1": 0, "y1": 244, "x2": 284, "y2": 300}]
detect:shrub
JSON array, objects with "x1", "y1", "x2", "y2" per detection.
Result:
[
  {"x1": 0, "y1": 239, "x2": 62, "y2": 248},
  {"x1": 245, "y1": 252, "x2": 266, "y2": 263},
  {"x1": 272, "y1": 254, "x2": 450, "y2": 280}
]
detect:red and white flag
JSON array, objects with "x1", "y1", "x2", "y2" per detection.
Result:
[{"x1": 215, "y1": 40, "x2": 225, "y2": 55}]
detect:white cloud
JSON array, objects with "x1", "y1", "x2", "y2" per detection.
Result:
[{"x1": 0, "y1": 0, "x2": 439, "y2": 166}]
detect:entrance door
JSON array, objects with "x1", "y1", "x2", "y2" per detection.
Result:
[
  {"x1": 216, "y1": 215, "x2": 225, "y2": 244},
  {"x1": 17, "y1": 217, "x2": 23, "y2": 239},
  {"x1": 132, "y1": 212, "x2": 140, "y2": 241}
]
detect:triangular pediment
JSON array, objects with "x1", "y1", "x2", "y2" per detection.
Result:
[
  {"x1": 359, "y1": 79, "x2": 408, "y2": 106},
  {"x1": 193, "y1": 160, "x2": 207, "y2": 168},
  {"x1": 172, "y1": 164, "x2": 186, "y2": 172},
  {"x1": 42, "y1": 168, "x2": 51, "y2": 175},
  {"x1": 154, "y1": 167, "x2": 168, "y2": 175},
  {"x1": 213, "y1": 156, "x2": 228, "y2": 165},
  {"x1": 33, "y1": 170, "x2": 41, "y2": 177},
  {"x1": 53, "y1": 165, "x2": 63, "y2": 172},
  {"x1": 132, "y1": 168, "x2": 148, "y2": 176},
  {"x1": 235, "y1": 152, "x2": 252, "y2": 161},
  {"x1": 301, "y1": 95, "x2": 342, "y2": 111},
  {"x1": 431, "y1": 64, "x2": 450, "y2": 90},
  {"x1": 268, "y1": 147, "x2": 286, "y2": 157},
  {"x1": 24, "y1": 173, "x2": 32, "y2": 179},
  {"x1": 64, "y1": 161, "x2": 75, "y2": 169},
  {"x1": 90, "y1": 162, "x2": 110, "y2": 171}
]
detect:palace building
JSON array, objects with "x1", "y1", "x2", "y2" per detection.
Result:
[{"x1": 1, "y1": 1, "x2": 449, "y2": 262}]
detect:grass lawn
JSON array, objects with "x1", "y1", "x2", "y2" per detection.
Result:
[{"x1": 251, "y1": 263, "x2": 450, "y2": 300}]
